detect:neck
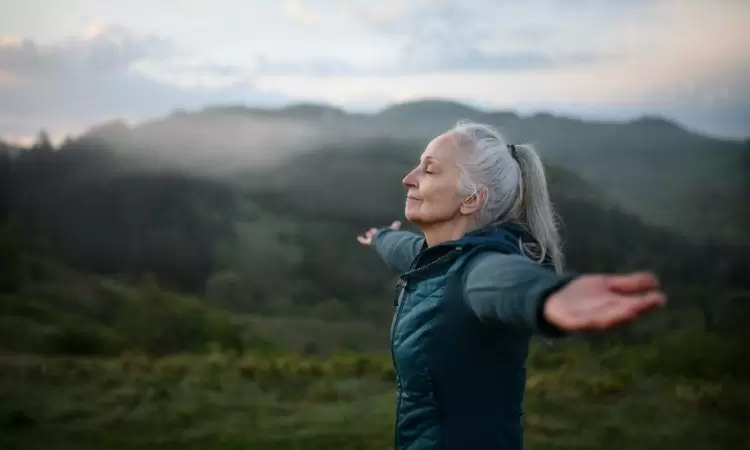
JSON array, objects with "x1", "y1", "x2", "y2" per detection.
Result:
[{"x1": 420, "y1": 217, "x2": 476, "y2": 247}]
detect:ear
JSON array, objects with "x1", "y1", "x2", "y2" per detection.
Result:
[{"x1": 460, "y1": 186, "x2": 487, "y2": 215}]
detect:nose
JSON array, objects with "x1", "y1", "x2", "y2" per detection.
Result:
[{"x1": 402, "y1": 169, "x2": 418, "y2": 189}]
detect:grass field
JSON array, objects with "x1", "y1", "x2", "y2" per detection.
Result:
[
  {"x1": 1, "y1": 338, "x2": 747, "y2": 450},
  {"x1": 243, "y1": 314, "x2": 390, "y2": 356}
]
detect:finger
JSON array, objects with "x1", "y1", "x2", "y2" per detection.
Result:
[
  {"x1": 587, "y1": 291, "x2": 666, "y2": 329},
  {"x1": 391, "y1": 221, "x2": 402, "y2": 230},
  {"x1": 603, "y1": 272, "x2": 659, "y2": 294},
  {"x1": 581, "y1": 300, "x2": 641, "y2": 330},
  {"x1": 633, "y1": 291, "x2": 667, "y2": 311},
  {"x1": 356, "y1": 235, "x2": 370, "y2": 245},
  {"x1": 583, "y1": 289, "x2": 663, "y2": 315}
]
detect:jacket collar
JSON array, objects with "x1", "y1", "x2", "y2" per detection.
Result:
[
  {"x1": 423, "y1": 221, "x2": 531, "y2": 254},
  {"x1": 410, "y1": 221, "x2": 532, "y2": 273}
]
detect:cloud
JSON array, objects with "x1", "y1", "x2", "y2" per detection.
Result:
[
  {"x1": 0, "y1": 25, "x2": 171, "y2": 77},
  {"x1": 338, "y1": 0, "x2": 646, "y2": 51},
  {"x1": 256, "y1": 0, "x2": 620, "y2": 76},
  {"x1": 1, "y1": 1, "x2": 746, "y2": 140},
  {"x1": 254, "y1": 0, "x2": 749, "y2": 138},
  {"x1": 283, "y1": 0, "x2": 318, "y2": 25},
  {"x1": 599, "y1": 0, "x2": 750, "y2": 106},
  {"x1": 0, "y1": 25, "x2": 285, "y2": 139},
  {"x1": 254, "y1": 56, "x2": 359, "y2": 77},
  {"x1": 254, "y1": 51, "x2": 601, "y2": 77}
]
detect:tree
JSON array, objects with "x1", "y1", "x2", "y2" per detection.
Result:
[
  {"x1": 0, "y1": 144, "x2": 11, "y2": 221},
  {"x1": 31, "y1": 130, "x2": 54, "y2": 152}
]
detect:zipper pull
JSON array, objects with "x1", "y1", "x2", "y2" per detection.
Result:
[{"x1": 395, "y1": 278, "x2": 407, "y2": 306}]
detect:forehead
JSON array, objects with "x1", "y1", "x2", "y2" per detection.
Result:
[{"x1": 422, "y1": 132, "x2": 461, "y2": 162}]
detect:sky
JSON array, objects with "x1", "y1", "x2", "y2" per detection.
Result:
[{"x1": 0, "y1": 0, "x2": 748, "y2": 144}]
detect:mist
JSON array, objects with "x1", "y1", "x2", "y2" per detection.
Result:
[{"x1": 65, "y1": 111, "x2": 323, "y2": 175}]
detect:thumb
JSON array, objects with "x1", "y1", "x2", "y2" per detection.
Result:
[
  {"x1": 604, "y1": 272, "x2": 659, "y2": 294},
  {"x1": 391, "y1": 220, "x2": 402, "y2": 230}
]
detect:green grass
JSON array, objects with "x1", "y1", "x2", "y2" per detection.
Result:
[
  {"x1": 243, "y1": 314, "x2": 390, "y2": 355},
  {"x1": 0, "y1": 341, "x2": 747, "y2": 450}
]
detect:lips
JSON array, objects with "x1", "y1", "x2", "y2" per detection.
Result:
[{"x1": 406, "y1": 196, "x2": 422, "y2": 201}]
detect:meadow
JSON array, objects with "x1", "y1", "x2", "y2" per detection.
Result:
[{"x1": 1, "y1": 329, "x2": 748, "y2": 450}]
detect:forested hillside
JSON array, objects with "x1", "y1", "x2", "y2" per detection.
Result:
[
  {"x1": 48, "y1": 100, "x2": 747, "y2": 242},
  {"x1": 5, "y1": 122, "x2": 748, "y2": 320}
]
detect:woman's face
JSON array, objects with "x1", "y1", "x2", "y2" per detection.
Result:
[{"x1": 402, "y1": 133, "x2": 468, "y2": 226}]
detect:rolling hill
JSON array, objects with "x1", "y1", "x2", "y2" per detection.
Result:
[
  {"x1": 36, "y1": 99, "x2": 749, "y2": 244},
  {"x1": 4, "y1": 115, "x2": 747, "y2": 317}
]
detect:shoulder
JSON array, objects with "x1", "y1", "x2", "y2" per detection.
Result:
[
  {"x1": 457, "y1": 249, "x2": 559, "y2": 296},
  {"x1": 464, "y1": 250, "x2": 534, "y2": 267},
  {"x1": 462, "y1": 250, "x2": 544, "y2": 279}
]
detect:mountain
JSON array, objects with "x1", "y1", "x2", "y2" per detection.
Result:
[
  {"x1": 369, "y1": 100, "x2": 748, "y2": 244},
  {"x1": 42, "y1": 99, "x2": 748, "y2": 244},
  {"x1": 3, "y1": 99, "x2": 748, "y2": 323},
  {"x1": 6, "y1": 125, "x2": 748, "y2": 319}
]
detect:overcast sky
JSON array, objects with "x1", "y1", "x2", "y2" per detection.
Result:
[{"x1": 1, "y1": 0, "x2": 748, "y2": 143}]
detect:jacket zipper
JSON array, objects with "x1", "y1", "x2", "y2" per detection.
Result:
[
  {"x1": 391, "y1": 278, "x2": 407, "y2": 450},
  {"x1": 390, "y1": 245, "x2": 463, "y2": 449},
  {"x1": 402, "y1": 246, "x2": 463, "y2": 280}
]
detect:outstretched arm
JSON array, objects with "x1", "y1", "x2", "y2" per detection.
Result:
[
  {"x1": 357, "y1": 221, "x2": 425, "y2": 273},
  {"x1": 463, "y1": 253, "x2": 575, "y2": 337},
  {"x1": 463, "y1": 253, "x2": 666, "y2": 337}
]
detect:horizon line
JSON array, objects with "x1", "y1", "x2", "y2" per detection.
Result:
[{"x1": 2, "y1": 97, "x2": 748, "y2": 148}]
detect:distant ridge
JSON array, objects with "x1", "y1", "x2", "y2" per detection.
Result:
[{"x1": 6, "y1": 99, "x2": 748, "y2": 243}]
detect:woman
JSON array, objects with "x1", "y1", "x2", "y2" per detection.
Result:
[{"x1": 356, "y1": 121, "x2": 666, "y2": 450}]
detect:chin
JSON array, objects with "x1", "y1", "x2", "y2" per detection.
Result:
[
  {"x1": 404, "y1": 211, "x2": 426, "y2": 225},
  {"x1": 404, "y1": 207, "x2": 419, "y2": 222}
]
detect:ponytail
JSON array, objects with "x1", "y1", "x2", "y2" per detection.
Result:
[
  {"x1": 511, "y1": 143, "x2": 564, "y2": 274},
  {"x1": 451, "y1": 120, "x2": 565, "y2": 274}
]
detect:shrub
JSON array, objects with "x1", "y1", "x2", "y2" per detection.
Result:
[
  {"x1": 640, "y1": 330, "x2": 749, "y2": 382},
  {"x1": 44, "y1": 321, "x2": 126, "y2": 356}
]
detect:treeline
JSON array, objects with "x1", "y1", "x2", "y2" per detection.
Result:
[
  {"x1": 2, "y1": 133, "x2": 748, "y2": 327},
  {"x1": 0, "y1": 225, "x2": 271, "y2": 357}
]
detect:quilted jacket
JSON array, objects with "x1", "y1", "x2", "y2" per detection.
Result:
[{"x1": 371, "y1": 222, "x2": 575, "y2": 450}]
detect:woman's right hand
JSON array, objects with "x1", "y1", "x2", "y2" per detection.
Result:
[
  {"x1": 543, "y1": 272, "x2": 666, "y2": 332},
  {"x1": 357, "y1": 220, "x2": 401, "y2": 246}
]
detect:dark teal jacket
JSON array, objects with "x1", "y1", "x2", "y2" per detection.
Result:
[{"x1": 371, "y1": 223, "x2": 576, "y2": 450}]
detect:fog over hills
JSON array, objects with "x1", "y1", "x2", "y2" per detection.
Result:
[{"x1": 11, "y1": 99, "x2": 743, "y2": 244}]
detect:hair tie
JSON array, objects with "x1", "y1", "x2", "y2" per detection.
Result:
[{"x1": 507, "y1": 144, "x2": 517, "y2": 160}]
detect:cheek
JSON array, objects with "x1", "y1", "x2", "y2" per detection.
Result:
[{"x1": 423, "y1": 181, "x2": 462, "y2": 212}]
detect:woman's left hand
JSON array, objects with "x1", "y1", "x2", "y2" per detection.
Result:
[
  {"x1": 543, "y1": 272, "x2": 667, "y2": 331},
  {"x1": 356, "y1": 220, "x2": 401, "y2": 246}
]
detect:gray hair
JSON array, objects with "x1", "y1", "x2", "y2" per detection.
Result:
[{"x1": 450, "y1": 120, "x2": 564, "y2": 273}]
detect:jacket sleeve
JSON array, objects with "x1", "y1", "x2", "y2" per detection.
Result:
[
  {"x1": 370, "y1": 228, "x2": 425, "y2": 273},
  {"x1": 462, "y1": 252, "x2": 577, "y2": 337}
]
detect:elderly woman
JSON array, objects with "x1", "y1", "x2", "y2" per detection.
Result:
[{"x1": 357, "y1": 121, "x2": 666, "y2": 450}]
